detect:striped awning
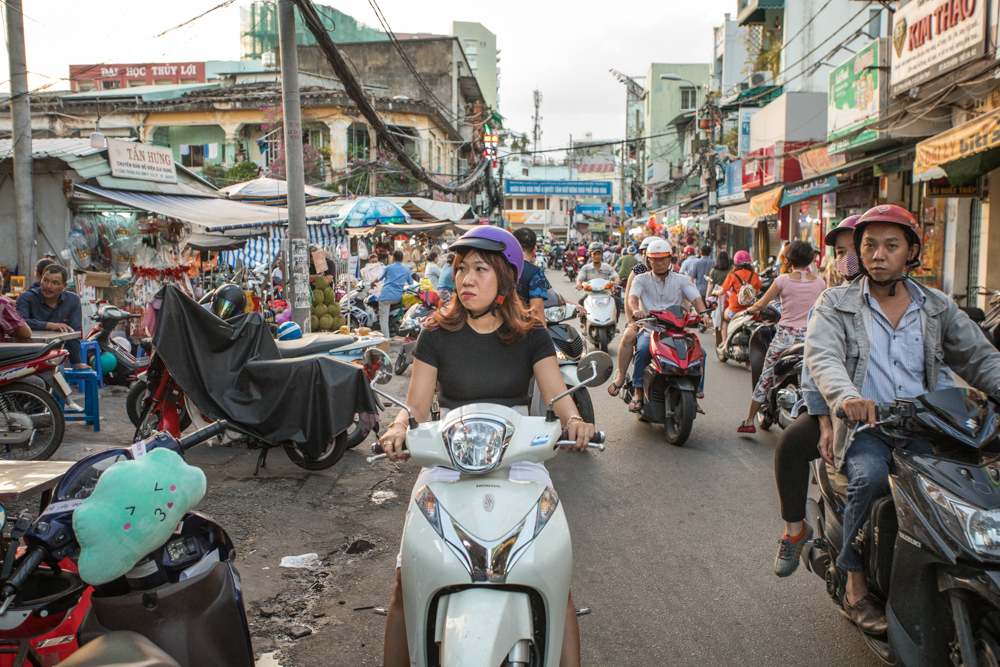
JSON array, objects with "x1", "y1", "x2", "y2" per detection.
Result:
[{"x1": 748, "y1": 187, "x2": 783, "y2": 221}]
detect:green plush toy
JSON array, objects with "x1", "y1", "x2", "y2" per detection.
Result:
[{"x1": 72, "y1": 448, "x2": 207, "y2": 585}]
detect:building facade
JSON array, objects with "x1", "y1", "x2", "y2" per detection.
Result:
[{"x1": 451, "y1": 22, "x2": 499, "y2": 112}]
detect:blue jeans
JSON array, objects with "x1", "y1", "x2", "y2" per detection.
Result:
[
  {"x1": 632, "y1": 332, "x2": 705, "y2": 393},
  {"x1": 836, "y1": 430, "x2": 932, "y2": 572}
]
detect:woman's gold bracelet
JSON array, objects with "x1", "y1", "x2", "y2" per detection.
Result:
[{"x1": 567, "y1": 414, "x2": 584, "y2": 425}]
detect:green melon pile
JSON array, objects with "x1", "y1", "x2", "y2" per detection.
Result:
[{"x1": 310, "y1": 280, "x2": 344, "y2": 331}]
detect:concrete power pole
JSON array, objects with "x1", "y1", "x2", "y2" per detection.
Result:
[
  {"x1": 532, "y1": 90, "x2": 543, "y2": 167},
  {"x1": 5, "y1": 0, "x2": 35, "y2": 278},
  {"x1": 278, "y1": 0, "x2": 311, "y2": 331}
]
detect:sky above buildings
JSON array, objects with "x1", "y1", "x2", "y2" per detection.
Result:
[{"x1": 1, "y1": 0, "x2": 735, "y2": 152}]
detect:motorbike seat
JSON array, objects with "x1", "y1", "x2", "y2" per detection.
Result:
[
  {"x1": 275, "y1": 333, "x2": 357, "y2": 358},
  {"x1": 960, "y1": 306, "x2": 987, "y2": 323},
  {"x1": 59, "y1": 631, "x2": 180, "y2": 667},
  {"x1": 0, "y1": 341, "x2": 61, "y2": 365},
  {"x1": 781, "y1": 342, "x2": 804, "y2": 358}
]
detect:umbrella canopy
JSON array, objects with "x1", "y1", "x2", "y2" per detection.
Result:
[
  {"x1": 219, "y1": 177, "x2": 337, "y2": 206},
  {"x1": 335, "y1": 197, "x2": 412, "y2": 228}
]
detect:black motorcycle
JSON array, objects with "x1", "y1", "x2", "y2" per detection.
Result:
[
  {"x1": 85, "y1": 305, "x2": 150, "y2": 387},
  {"x1": 527, "y1": 290, "x2": 594, "y2": 424},
  {"x1": 748, "y1": 306, "x2": 801, "y2": 430},
  {"x1": 801, "y1": 387, "x2": 1000, "y2": 666}
]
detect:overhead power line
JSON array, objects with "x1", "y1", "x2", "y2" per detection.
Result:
[{"x1": 291, "y1": 0, "x2": 488, "y2": 195}]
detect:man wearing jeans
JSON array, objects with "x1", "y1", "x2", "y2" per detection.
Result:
[
  {"x1": 807, "y1": 204, "x2": 1000, "y2": 634},
  {"x1": 377, "y1": 250, "x2": 411, "y2": 337}
]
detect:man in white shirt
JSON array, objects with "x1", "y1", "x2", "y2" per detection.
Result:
[{"x1": 627, "y1": 239, "x2": 711, "y2": 411}]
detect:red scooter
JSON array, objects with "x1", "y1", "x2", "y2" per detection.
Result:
[
  {"x1": 621, "y1": 306, "x2": 708, "y2": 446},
  {"x1": 0, "y1": 341, "x2": 69, "y2": 460}
]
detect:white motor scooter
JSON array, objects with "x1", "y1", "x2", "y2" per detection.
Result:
[
  {"x1": 366, "y1": 349, "x2": 612, "y2": 667},
  {"x1": 578, "y1": 278, "x2": 618, "y2": 352}
]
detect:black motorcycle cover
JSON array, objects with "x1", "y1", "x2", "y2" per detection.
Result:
[{"x1": 153, "y1": 286, "x2": 378, "y2": 457}]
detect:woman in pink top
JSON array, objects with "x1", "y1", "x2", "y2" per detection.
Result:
[{"x1": 737, "y1": 241, "x2": 826, "y2": 433}]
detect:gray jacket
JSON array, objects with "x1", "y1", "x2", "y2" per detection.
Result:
[{"x1": 805, "y1": 277, "x2": 1000, "y2": 469}]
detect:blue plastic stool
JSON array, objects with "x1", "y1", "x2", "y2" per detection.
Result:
[
  {"x1": 60, "y1": 368, "x2": 100, "y2": 431},
  {"x1": 78, "y1": 340, "x2": 103, "y2": 388}
]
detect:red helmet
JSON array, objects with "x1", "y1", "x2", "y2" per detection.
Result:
[
  {"x1": 823, "y1": 215, "x2": 861, "y2": 246},
  {"x1": 853, "y1": 205, "x2": 921, "y2": 262},
  {"x1": 682, "y1": 246, "x2": 696, "y2": 256}
]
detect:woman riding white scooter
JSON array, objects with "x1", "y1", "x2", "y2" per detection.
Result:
[{"x1": 377, "y1": 226, "x2": 596, "y2": 667}]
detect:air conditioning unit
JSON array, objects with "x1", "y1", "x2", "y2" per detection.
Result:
[
  {"x1": 262, "y1": 51, "x2": 278, "y2": 70},
  {"x1": 749, "y1": 71, "x2": 772, "y2": 88}
]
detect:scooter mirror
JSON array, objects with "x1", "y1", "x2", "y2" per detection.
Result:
[
  {"x1": 576, "y1": 351, "x2": 613, "y2": 388},
  {"x1": 363, "y1": 349, "x2": 393, "y2": 384}
]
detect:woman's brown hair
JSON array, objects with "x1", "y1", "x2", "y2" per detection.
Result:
[{"x1": 429, "y1": 249, "x2": 533, "y2": 344}]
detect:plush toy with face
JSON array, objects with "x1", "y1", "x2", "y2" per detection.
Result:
[{"x1": 72, "y1": 447, "x2": 207, "y2": 585}]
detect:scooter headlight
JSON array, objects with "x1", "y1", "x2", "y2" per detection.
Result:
[
  {"x1": 545, "y1": 306, "x2": 566, "y2": 323},
  {"x1": 444, "y1": 417, "x2": 513, "y2": 474},
  {"x1": 918, "y1": 474, "x2": 1000, "y2": 558},
  {"x1": 592, "y1": 296, "x2": 611, "y2": 308}
]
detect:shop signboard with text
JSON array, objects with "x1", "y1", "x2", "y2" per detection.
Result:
[
  {"x1": 505, "y1": 180, "x2": 612, "y2": 196},
  {"x1": 890, "y1": 0, "x2": 986, "y2": 96},
  {"x1": 738, "y1": 108, "x2": 759, "y2": 157},
  {"x1": 106, "y1": 139, "x2": 177, "y2": 183},
  {"x1": 829, "y1": 39, "x2": 887, "y2": 153}
]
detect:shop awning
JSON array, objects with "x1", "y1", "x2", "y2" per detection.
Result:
[
  {"x1": 780, "y1": 176, "x2": 838, "y2": 207},
  {"x1": 748, "y1": 187, "x2": 783, "y2": 221},
  {"x1": 679, "y1": 193, "x2": 707, "y2": 212},
  {"x1": 73, "y1": 184, "x2": 332, "y2": 230},
  {"x1": 184, "y1": 231, "x2": 266, "y2": 252},
  {"x1": 720, "y1": 202, "x2": 754, "y2": 228},
  {"x1": 345, "y1": 222, "x2": 478, "y2": 237},
  {"x1": 914, "y1": 107, "x2": 1000, "y2": 185}
]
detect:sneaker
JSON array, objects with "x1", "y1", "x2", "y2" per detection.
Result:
[{"x1": 774, "y1": 524, "x2": 813, "y2": 577}]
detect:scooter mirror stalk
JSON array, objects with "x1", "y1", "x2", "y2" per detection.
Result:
[
  {"x1": 369, "y1": 376, "x2": 419, "y2": 430},
  {"x1": 545, "y1": 352, "x2": 613, "y2": 422}
]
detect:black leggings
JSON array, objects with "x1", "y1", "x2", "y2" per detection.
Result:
[{"x1": 774, "y1": 413, "x2": 821, "y2": 523}]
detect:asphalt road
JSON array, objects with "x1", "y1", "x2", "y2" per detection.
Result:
[
  {"x1": 543, "y1": 266, "x2": 880, "y2": 666},
  {"x1": 52, "y1": 267, "x2": 883, "y2": 666}
]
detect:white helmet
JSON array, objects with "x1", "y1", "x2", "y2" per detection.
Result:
[
  {"x1": 639, "y1": 237, "x2": 656, "y2": 251},
  {"x1": 645, "y1": 239, "x2": 673, "y2": 258}
]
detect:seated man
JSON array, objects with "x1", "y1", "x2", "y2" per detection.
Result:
[
  {"x1": 807, "y1": 204, "x2": 1000, "y2": 635},
  {"x1": 0, "y1": 295, "x2": 30, "y2": 342},
  {"x1": 30, "y1": 257, "x2": 55, "y2": 290},
  {"x1": 626, "y1": 239, "x2": 710, "y2": 413},
  {"x1": 16, "y1": 263, "x2": 88, "y2": 369}
]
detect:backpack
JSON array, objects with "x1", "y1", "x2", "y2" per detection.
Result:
[{"x1": 733, "y1": 271, "x2": 758, "y2": 307}]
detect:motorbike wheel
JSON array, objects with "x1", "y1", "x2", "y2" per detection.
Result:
[
  {"x1": 596, "y1": 328, "x2": 609, "y2": 353},
  {"x1": 716, "y1": 344, "x2": 728, "y2": 363},
  {"x1": 346, "y1": 414, "x2": 373, "y2": 449},
  {"x1": 755, "y1": 409, "x2": 773, "y2": 431},
  {"x1": 0, "y1": 382, "x2": 65, "y2": 461},
  {"x1": 974, "y1": 610, "x2": 1000, "y2": 667},
  {"x1": 662, "y1": 387, "x2": 695, "y2": 447},
  {"x1": 284, "y1": 430, "x2": 349, "y2": 470},
  {"x1": 394, "y1": 350, "x2": 409, "y2": 375},
  {"x1": 126, "y1": 380, "x2": 146, "y2": 427},
  {"x1": 572, "y1": 389, "x2": 595, "y2": 425}
]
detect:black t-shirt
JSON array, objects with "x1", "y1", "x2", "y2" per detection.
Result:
[{"x1": 414, "y1": 323, "x2": 554, "y2": 409}]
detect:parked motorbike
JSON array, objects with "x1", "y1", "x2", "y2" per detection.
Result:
[
  {"x1": 717, "y1": 307, "x2": 769, "y2": 368},
  {"x1": 340, "y1": 280, "x2": 378, "y2": 330},
  {"x1": 0, "y1": 420, "x2": 254, "y2": 667},
  {"x1": 528, "y1": 289, "x2": 593, "y2": 424},
  {"x1": 620, "y1": 307, "x2": 708, "y2": 446},
  {"x1": 0, "y1": 341, "x2": 69, "y2": 461},
  {"x1": 748, "y1": 305, "x2": 801, "y2": 430},
  {"x1": 366, "y1": 349, "x2": 611, "y2": 666},
  {"x1": 578, "y1": 278, "x2": 618, "y2": 352},
  {"x1": 956, "y1": 287, "x2": 1000, "y2": 350},
  {"x1": 801, "y1": 387, "x2": 1000, "y2": 666},
  {"x1": 84, "y1": 305, "x2": 150, "y2": 387}
]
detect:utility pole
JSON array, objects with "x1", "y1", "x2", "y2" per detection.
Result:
[
  {"x1": 705, "y1": 91, "x2": 717, "y2": 218},
  {"x1": 368, "y1": 125, "x2": 377, "y2": 196},
  {"x1": 6, "y1": 0, "x2": 34, "y2": 278},
  {"x1": 278, "y1": 0, "x2": 311, "y2": 331}
]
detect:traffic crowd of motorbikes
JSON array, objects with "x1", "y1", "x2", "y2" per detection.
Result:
[{"x1": 0, "y1": 203, "x2": 999, "y2": 666}]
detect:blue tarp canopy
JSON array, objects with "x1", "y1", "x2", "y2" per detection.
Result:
[{"x1": 335, "y1": 197, "x2": 411, "y2": 227}]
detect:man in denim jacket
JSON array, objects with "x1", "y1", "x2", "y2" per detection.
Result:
[{"x1": 806, "y1": 205, "x2": 1000, "y2": 634}]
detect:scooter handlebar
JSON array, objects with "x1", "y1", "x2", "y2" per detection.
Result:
[
  {"x1": 366, "y1": 430, "x2": 606, "y2": 462},
  {"x1": 178, "y1": 420, "x2": 229, "y2": 451},
  {"x1": 0, "y1": 545, "x2": 47, "y2": 606}
]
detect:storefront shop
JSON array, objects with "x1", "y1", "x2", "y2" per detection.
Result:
[{"x1": 747, "y1": 187, "x2": 784, "y2": 266}]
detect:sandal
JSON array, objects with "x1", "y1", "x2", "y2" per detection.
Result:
[
  {"x1": 696, "y1": 392, "x2": 705, "y2": 399},
  {"x1": 628, "y1": 397, "x2": 644, "y2": 413},
  {"x1": 737, "y1": 421, "x2": 756, "y2": 434},
  {"x1": 607, "y1": 377, "x2": 626, "y2": 397}
]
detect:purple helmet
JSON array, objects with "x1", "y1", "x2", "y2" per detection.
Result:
[
  {"x1": 450, "y1": 226, "x2": 524, "y2": 280},
  {"x1": 823, "y1": 215, "x2": 861, "y2": 246}
]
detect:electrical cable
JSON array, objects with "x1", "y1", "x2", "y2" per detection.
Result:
[{"x1": 291, "y1": 0, "x2": 487, "y2": 195}]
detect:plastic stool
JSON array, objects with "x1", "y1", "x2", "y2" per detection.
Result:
[
  {"x1": 79, "y1": 340, "x2": 103, "y2": 388},
  {"x1": 60, "y1": 368, "x2": 100, "y2": 431}
]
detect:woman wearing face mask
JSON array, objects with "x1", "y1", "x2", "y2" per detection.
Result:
[{"x1": 771, "y1": 216, "x2": 862, "y2": 577}]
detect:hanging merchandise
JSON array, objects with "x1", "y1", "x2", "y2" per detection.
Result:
[
  {"x1": 68, "y1": 229, "x2": 93, "y2": 270},
  {"x1": 110, "y1": 236, "x2": 138, "y2": 275},
  {"x1": 159, "y1": 218, "x2": 192, "y2": 245}
]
